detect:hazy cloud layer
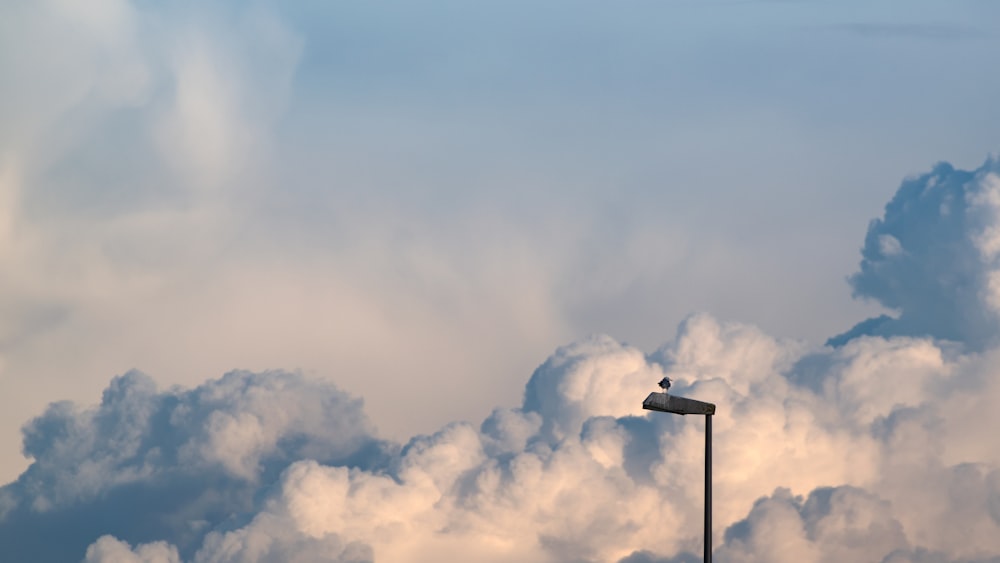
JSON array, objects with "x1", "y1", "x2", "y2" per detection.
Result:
[{"x1": 4, "y1": 156, "x2": 1000, "y2": 561}]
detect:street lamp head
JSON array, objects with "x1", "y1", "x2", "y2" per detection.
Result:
[{"x1": 643, "y1": 392, "x2": 716, "y2": 416}]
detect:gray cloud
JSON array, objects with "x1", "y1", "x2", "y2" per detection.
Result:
[{"x1": 833, "y1": 158, "x2": 1000, "y2": 349}]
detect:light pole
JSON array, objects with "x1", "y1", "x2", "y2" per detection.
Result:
[{"x1": 642, "y1": 388, "x2": 716, "y2": 563}]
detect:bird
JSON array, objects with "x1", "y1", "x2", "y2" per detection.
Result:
[{"x1": 657, "y1": 376, "x2": 672, "y2": 392}]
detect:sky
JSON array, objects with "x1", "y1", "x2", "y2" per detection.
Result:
[{"x1": 2, "y1": 0, "x2": 1000, "y2": 561}]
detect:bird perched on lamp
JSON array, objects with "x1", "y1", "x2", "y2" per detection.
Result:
[{"x1": 657, "y1": 376, "x2": 672, "y2": 392}]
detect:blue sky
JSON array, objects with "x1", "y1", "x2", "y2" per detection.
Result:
[
  {"x1": 270, "y1": 0, "x2": 1000, "y2": 344},
  {"x1": 2, "y1": 1, "x2": 1000, "y2": 560}
]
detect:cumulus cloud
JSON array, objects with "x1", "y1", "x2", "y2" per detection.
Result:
[
  {"x1": 0, "y1": 0, "x2": 310, "y2": 483},
  {"x1": 6, "y1": 311, "x2": 997, "y2": 562},
  {"x1": 0, "y1": 0, "x2": 577, "y2": 476},
  {"x1": 3, "y1": 53, "x2": 1000, "y2": 559},
  {"x1": 104, "y1": 314, "x2": 1000, "y2": 562},
  {"x1": 0, "y1": 370, "x2": 391, "y2": 561},
  {"x1": 5, "y1": 1, "x2": 1000, "y2": 560},
  {"x1": 85, "y1": 536, "x2": 181, "y2": 563},
  {"x1": 835, "y1": 158, "x2": 1000, "y2": 349},
  {"x1": 0, "y1": 158, "x2": 999, "y2": 563}
]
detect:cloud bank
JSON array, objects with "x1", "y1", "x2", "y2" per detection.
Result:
[
  {"x1": 2, "y1": 157, "x2": 1000, "y2": 561},
  {"x1": 0, "y1": 370, "x2": 391, "y2": 562}
]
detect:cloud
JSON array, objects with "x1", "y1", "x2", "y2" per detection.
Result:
[
  {"x1": 0, "y1": 159, "x2": 998, "y2": 562},
  {"x1": 7, "y1": 157, "x2": 1000, "y2": 561},
  {"x1": 0, "y1": 0, "x2": 578, "y2": 472},
  {"x1": 834, "y1": 158, "x2": 1000, "y2": 349},
  {"x1": 0, "y1": 370, "x2": 391, "y2": 561},
  {"x1": 3, "y1": 2, "x2": 1000, "y2": 560},
  {"x1": 711, "y1": 482, "x2": 1000, "y2": 563},
  {"x1": 3, "y1": 314, "x2": 992, "y2": 561},
  {"x1": 718, "y1": 486, "x2": 907, "y2": 563},
  {"x1": 193, "y1": 509, "x2": 374, "y2": 563},
  {"x1": 11, "y1": 0, "x2": 998, "y2": 492},
  {"x1": 0, "y1": 0, "x2": 308, "y2": 474},
  {"x1": 85, "y1": 536, "x2": 182, "y2": 563}
]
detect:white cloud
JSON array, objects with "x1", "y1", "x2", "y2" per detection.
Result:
[
  {"x1": 878, "y1": 233, "x2": 903, "y2": 257},
  {"x1": 0, "y1": 369, "x2": 389, "y2": 560},
  {"x1": 8, "y1": 156, "x2": 1000, "y2": 560},
  {"x1": 715, "y1": 486, "x2": 907, "y2": 563},
  {"x1": 2, "y1": 305, "x2": 992, "y2": 561},
  {"x1": 86, "y1": 536, "x2": 182, "y2": 563},
  {"x1": 193, "y1": 509, "x2": 373, "y2": 563},
  {"x1": 0, "y1": 0, "x2": 316, "y2": 485}
]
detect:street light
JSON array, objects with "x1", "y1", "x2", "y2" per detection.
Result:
[{"x1": 642, "y1": 385, "x2": 717, "y2": 563}]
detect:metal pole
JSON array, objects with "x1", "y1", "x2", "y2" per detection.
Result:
[{"x1": 704, "y1": 413, "x2": 712, "y2": 563}]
